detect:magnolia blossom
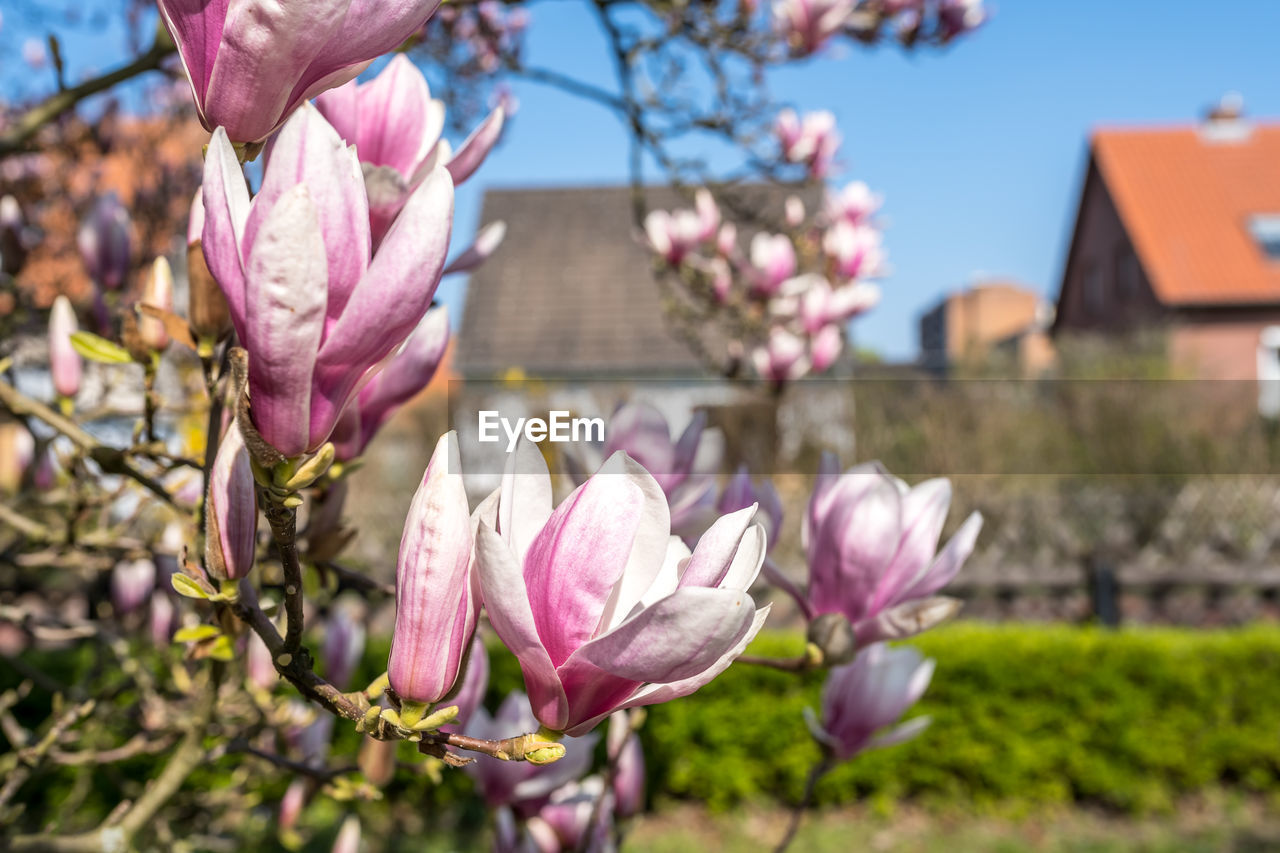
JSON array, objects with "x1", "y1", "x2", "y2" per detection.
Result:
[
  {"x1": 938, "y1": 0, "x2": 986, "y2": 40},
  {"x1": 773, "y1": 0, "x2": 854, "y2": 56},
  {"x1": 443, "y1": 220, "x2": 508, "y2": 276},
  {"x1": 445, "y1": 636, "x2": 489, "y2": 730},
  {"x1": 388, "y1": 433, "x2": 478, "y2": 706},
  {"x1": 776, "y1": 109, "x2": 841, "y2": 178},
  {"x1": 78, "y1": 193, "x2": 132, "y2": 291},
  {"x1": 111, "y1": 558, "x2": 156, "y2": 616},
  {"x1": 749, "y1": 233, "x2": 798, "y2": 296},
  {"x1": 331, "y1": 306, "x2": 451, "y2": 461},
  {"x1": 563, "y1": 402, "x2": 722, "y2": 538},
  {"x1": 643, "y1": 190, "x2": 719, "y2": 265},
  {"x1": 464, "y1": 691, "x2": 599, "y2": 814},
  {"x1": 525, "y1": 776, "x2": 612, "y2": 853},
  {"x1": 48, "y1": 295, "x2": 82, "y2": 400},
  {"x1": 206, "y1": 421, "x2": 258, "y2": 582},
  {"x1": 0, "y1": 422, "x2": 34, "y2": 493},
  {"x1": 201, "y1": 104, "x2": 454, "y2": 457},
  {"x1": 804, "y1": 642, "x2": 934, "y2": 761},
  {"x1": 824, "y1": 180, "x2": 881, "y2": 224},
  {"x1": 608, "y1": 712, "x2": 645, "y2": 819},
  {"x1": 477, "y1": 441, "x2": 770, "y2": 736},
  {"x1": 316, "y1": 55, "x2": 505, "y2": 245},
  {"x1": 323, "y1": 598, "x2": 366, "y2": 691},
  {"x1": 823, "y1": 219, "x2": 884, "y2": 280},
  {"x1": 718, "y1": 465, "x2": 784, "y2": 550},
  {"x1": 803, "y1": 457, "x2": 982, "y2": 644},
  {"x1": 157, "y1": 0, "x2": 441, "y2": 143}
]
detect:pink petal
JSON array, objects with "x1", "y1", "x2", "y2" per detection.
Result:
[
  {"x1": 200, "y1": 127, "x2": 250, "y2": 337},
  {"x1": 446, "y1": 104, "x2": 505, "y2": 185},
  {"x1": 243, "y1": 185, "x2": 327, "y2": 458},
  {"x1": 475, "y1": 523, "x2": 567, "y2": 731}
]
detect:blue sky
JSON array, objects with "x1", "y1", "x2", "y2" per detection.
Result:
[{"x1": 6, "y1": 1, "x2": 1280, "y2": 359}]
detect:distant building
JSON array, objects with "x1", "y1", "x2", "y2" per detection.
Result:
[
  {"x1": 1053, "y1": 96, "x2": 1280, "y2": 380},
  {"x1": 919, "y1": 279, "x2": 1055, "y2": 374}
]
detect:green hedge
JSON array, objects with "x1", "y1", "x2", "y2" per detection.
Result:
[{"x1": 611, "y1": 624, "x2": 1280, "y2": 814}]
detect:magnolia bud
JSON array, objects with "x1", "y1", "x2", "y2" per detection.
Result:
[
  {"x1": 331, "y1": 815, "x2": 361, "y2": 853},
  {"x1": 78, "y1": 193, "x2": 132, "y2": 291},
  {"x1": 111, "y1": 558, "x2": 156, "y2": 616},
  {"x1": 1, "y1": 195, "x2": 30, "y2": 275},
  {"x1": 358, "y1": 735, "x2": 397, "y2": 788},
  {"x1": 138, "y1": 256, "x2": 175, "y2": 351},
  {"x1": 186, "y1": 191, "x2": 232, "y2": 345},
  {"x1": 0, "y1": 422, "x2": 34, "y2": 493},
  {"x1": 49, "y1": 295, "x2": 82, "y2": 400},
  {"x1": 807, "y1": 611, "x2": 857, "y2": 666},
  {"x1": 205, "y1": 422, "x2": 258, "y2": 581}
]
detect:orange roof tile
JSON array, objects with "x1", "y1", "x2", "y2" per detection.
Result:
[{"x1": 1092, "y1": 121, "x2": 1280, "y2": 305}]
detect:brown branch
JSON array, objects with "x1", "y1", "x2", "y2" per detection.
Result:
[
  {"x1": 9, "y1": 680, "x2": 214, "y2": 852},
  {"x1": 774, "y1": 758, "x2": 831, "y2": 853},
  {"x1": 0, "y1": 378, "x2": 176, "y2": 506},
  {"x1": 0, "y1": 33, "x2": 175, "y2": 158}
]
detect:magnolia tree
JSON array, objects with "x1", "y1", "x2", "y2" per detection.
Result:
[{"x1": 0, "y1": 1, "x2": 984, "y2": 850}]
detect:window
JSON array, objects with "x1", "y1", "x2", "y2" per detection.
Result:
[{"x1": 1248, "y1": 215, "x2": 1280, "y2": 261}]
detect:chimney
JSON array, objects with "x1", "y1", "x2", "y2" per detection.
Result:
[{"x1": 1201, "y1": 92, "x2": 1251, "y2": 143}]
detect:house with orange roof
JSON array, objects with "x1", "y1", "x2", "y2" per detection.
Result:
[{"x1": 1053, "y1": 96, "x2": 1280, "y2": 381}]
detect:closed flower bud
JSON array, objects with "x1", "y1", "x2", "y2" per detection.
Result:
[
  {"x1": 186, "y1": 191, "x2": 232, "y2": 345},
  {"x1": 0, "y1": 422, "x2": 34, "y2": 494},
  {"x1": 78, "y1": 193, "x2": 132, "y2": 291},
  {"x1": 323, "y1": 597, "x2": 366, "y2": 691},
  {"x1": 388, "y1": 432, "x2": 478, "y2": 707},
  {"x1": 205, "y1": 422, "x2": 258, "y2": 581},
  {"x1": 138, "y1": 256, "x2": 175, "y2": 351},
  {"x1": 331, "y1": 815, "x2": 361, "y2": 853},
  {"x1": 49, "y1": 295, "x2": 82, "y2": 400},
  {"x1": 111, "y1": 558, "x2": 156, "y2": 616}
]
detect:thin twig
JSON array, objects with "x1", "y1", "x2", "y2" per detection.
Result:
[{"x1": 774, "y1": 759, "x2": 830, "y2": 853}]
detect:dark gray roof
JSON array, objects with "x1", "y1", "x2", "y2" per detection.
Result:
[{"x1": 456, "y1": 184, "x2": 813, "y2": 379}]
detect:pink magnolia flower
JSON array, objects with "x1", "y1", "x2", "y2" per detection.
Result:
[
  {"x1": 201, "y1": 104, "x2": 454, "y2": 458},
  {"x1": 717, "y1": 464, "x2": 783, "y2": 549},
  {"x1": 824, "y1": 180, "x2": 881, "y2": 225},
  {"x1": 803, "y1": 458, "x2": 982, "y2": 644},
  {"x1": 0, "y1": 422, "x2": 34, "y2": 494},
  {"x1": 388, "y1": 432, "x2": 478, "y2": 706},
  {"x1": 445, "y1": 635, "x2": 489, "y2": 730},
  {"x1": 643, "y1": 190, "x2": 719, "y2": 265},
  {"x1": 749, "y1": 233, "x2": 798, "y2": 295},
  {"x1": 772, "y1": 0, "x2": 854, "y2": 55},
  {"x1": 526, "y1": 776, "x2": 613, "y2": 853},
  {"x1": 316, "y1": 55, "x2": 504, "y2": 246},
  {"x1": 809, "y1": 323, "x2": 843, "y2": 372},
  {"x1": 823, "y1": 219, "x2": 884, "y2": 281},
  {"x1": 48, "y1": 295, "x2": 82, "y2": 400},
  {"x1": 775, "y1": 108, "x2": 841, "y2": 178},
  {"x1": 938, "y1": 0, "x2": 986, "y2": 41},
  {"x1": 752, "y1": 326, "x2": 810, "y2": 383},
  {"x1": 608, "y1": 713, "x2": 645, "y2": 819},
  {"x1": 331, "y1": 306, "x2": 451, "y2": 461},
  {"x1": 804, "y1": 642, "x2": 934, "y2": 761},
  {"x1": 332, "y1": 815, "x2": 361, "y2": 853},
  {"x1": 563, "y1": 402, "x2": 722, "y2": 538},
  {"x1": 476, "y1": 441, "x2": 770, "y2": 736},
  {"x1": 156, "y1": 0, "x2": 442, "y2": 144},
  {"x1": 323, "y1": 597, "x2": 366, "y2": 691},
  {"x1": 443, "y1": 220, "x2": 507, "y2": 275},
  {"x1": 205, "y1": 420, "x2": 258, "y2": 581},
  {"x1": 111, "y1": 558, "x2": 156, "y2": 616},
  {"x1": 77, "y1": 193, "x2": 132, "y2": 291},
  {"x1": 796, "y1": 277, "x2": 879, "y2": 332},
  {"x1": 464, "y1": 690, "x2": 599, "y2": 814}
]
